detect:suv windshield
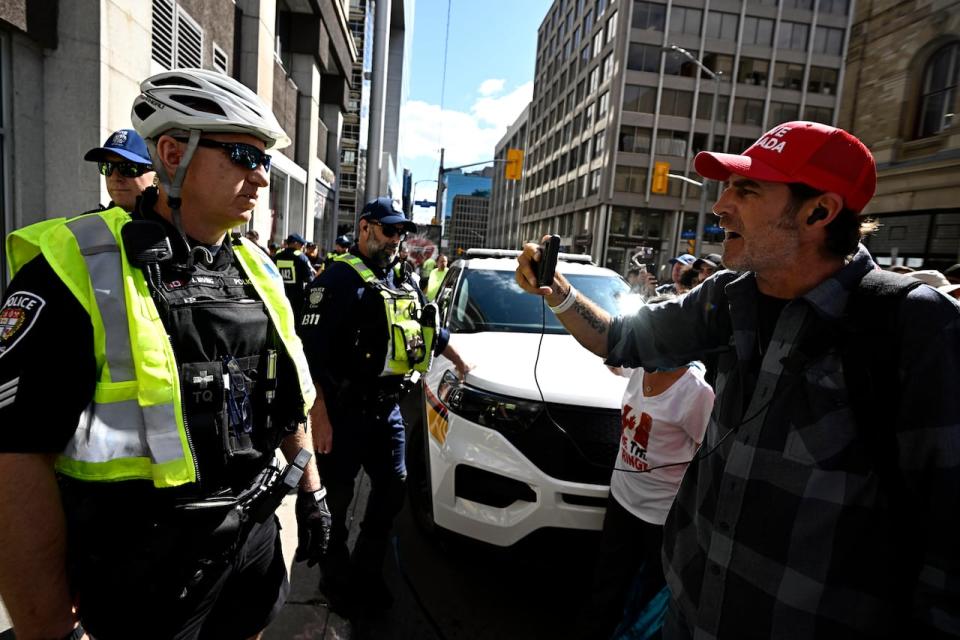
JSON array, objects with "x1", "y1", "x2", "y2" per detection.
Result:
[{"x1": 448, "y1": 269, "x2": 634, "y2": 334}]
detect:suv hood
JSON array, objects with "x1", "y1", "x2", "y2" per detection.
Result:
[{"x1": 450, "y1": 332, "x2": 627, "y2": 409}]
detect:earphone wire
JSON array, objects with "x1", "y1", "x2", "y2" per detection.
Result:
[{"x1": 533, "y1": 294, "x2": 774, "y2": 475}]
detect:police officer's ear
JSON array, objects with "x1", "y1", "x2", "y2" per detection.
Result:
[{"x1": 154, "y1": 135, "x2": 186, "y2": 174}]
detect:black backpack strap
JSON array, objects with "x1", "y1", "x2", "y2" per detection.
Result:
[
  {"x1": 843, "y1": 269, "x2": 923, "y2": 463},
  {"x1": 842, "y1": 269, "x2": 924, "y2": 607}
]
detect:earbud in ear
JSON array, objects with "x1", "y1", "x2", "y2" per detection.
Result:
[{"x1": 807, "y1": 206, "x2": 829, "y2": 225}]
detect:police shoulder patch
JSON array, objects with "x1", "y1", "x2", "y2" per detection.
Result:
[
  {"x1": 308, "y1": 287, "x2": 325, "y2": 306},
  {"x1": 0, "y1": 291, "x2": 46, "y2": 359}
]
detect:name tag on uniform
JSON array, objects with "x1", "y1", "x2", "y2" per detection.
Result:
[{"x1": 276, "y1": 260, "x2": 296, "y2": 284}]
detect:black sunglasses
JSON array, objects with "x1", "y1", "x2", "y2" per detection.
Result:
[
  {"x1": 368, "y1": 220, "x2": 407, "y2": 239},
  {"x1": 98, "y1": 160, "x2": 153, "y2": 178},
  {"x1": 178, "y1": 138, "x2": 272, "y2": 173}
]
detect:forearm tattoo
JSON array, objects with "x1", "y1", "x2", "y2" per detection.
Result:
[{"x1": 573, "y1": 297, "x2": 608, "y2": 334}]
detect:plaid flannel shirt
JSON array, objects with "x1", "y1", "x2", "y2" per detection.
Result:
[{"x1": 605, "y1": 246, "x2": 960, "y2": 638}]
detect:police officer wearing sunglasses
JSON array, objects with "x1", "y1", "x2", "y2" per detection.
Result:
[
  {"x1": 300, "y1": 197, "x2": 470, "y2": 615},
  {"x1": 0, "y1": 69, "x2": 331, "y2": 639},
  {"x1": 83, "y1": 128, "x2": 156, "y2": 213}
]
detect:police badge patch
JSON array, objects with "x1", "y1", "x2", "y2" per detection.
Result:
[
  {"x1": 309, "y1": 287, "x2": 324, "y2": 306},
  {"x1": 0, "y1": 292, "x2": 46, "y2": 359}
]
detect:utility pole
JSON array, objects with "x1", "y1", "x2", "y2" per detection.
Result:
[
  {"x1": 434, "y1": 147, "x2": 445, "y2": 225},
  {"x1": 365, "y1": 0, "x2": 391, "y2": 203},
  {"x1": 665, "y1": 44, "x2": 722, "y2": 257}
]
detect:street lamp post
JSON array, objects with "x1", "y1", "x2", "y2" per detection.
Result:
[
  {"x1": 665, "y1": 45, "x2": 722, "y2": 257},
  {"x1": 413, "y1": 179, "x2": 438, "y2": 203}
]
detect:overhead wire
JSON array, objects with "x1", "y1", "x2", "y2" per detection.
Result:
[{"x1": 437, "y1": 0, "x2": 452, "y2": 151}]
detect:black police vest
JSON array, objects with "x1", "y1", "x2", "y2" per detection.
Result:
[{"x1": 151, "y1": 245, "x2": 281, "y2": 494}]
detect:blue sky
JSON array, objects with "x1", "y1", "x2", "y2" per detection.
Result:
[{"x1": 401, "y1": 0, "x2": 553, "y2": 222}]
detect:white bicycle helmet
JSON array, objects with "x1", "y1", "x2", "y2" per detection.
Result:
[{"x1": 131, "y1": 68, "x2": 290, "y2": 150}]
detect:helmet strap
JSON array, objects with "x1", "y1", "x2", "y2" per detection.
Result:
[{"x1": 145, "y1": 130, "x2": 205, "y2": 270}]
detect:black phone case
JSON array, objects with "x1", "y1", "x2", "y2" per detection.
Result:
[{"x1": 537, "y1": 235, "x2": 561, "y2": 286}]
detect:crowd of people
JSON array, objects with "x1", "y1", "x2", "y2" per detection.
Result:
[
  {"x1": 0, "y1": 61, "x2": 957, "y2": 640},
  {"x1": 627, "y1": 251, "x2": 960, "y2": 307}
]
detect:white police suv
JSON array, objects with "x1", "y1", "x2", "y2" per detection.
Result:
[{"x1": 404, "y1": 249, "x2": 636, "y2": 546}]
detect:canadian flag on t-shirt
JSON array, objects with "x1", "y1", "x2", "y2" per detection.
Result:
[{"x1": 620, "y1": 404, "x2": 652, "y2": 471}]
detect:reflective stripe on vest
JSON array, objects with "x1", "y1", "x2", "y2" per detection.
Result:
[
  {"x1": 8, "y1": 210, "x2": 194, "y2": 486},
  {"x1": 233, "y1": 238, "x2": 316, "y2": 413},
  {"x1": 67, "y1": 216, "x2": 135, "y2": 382},
  {"x1": 61, "y1": 216, "x2": 186, "y2": 468}
]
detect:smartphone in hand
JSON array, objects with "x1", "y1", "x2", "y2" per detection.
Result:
[{"x1": 537, "y1": 235, "x2": 561, "y2": 287}]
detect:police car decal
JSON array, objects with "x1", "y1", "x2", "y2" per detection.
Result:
[{"x1": 0, "y1": 292, "x2": 45, "y2": 359}]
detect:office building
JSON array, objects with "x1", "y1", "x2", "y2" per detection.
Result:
[
  {"x1": 522, "y1": 0, "x2": 851, "y2": 275},
  {"x1": 448, "y1": 194, "x2": 491, "y2": 255},
  {"x1": 336, "y1": 0, "x2": 372, "y2": 241},
  {"x1": 0, "y1": 0, "x2": 357, "y2": 287},
  {"x1": 488, "y1": 104, "x2": 530, "y2": 249},
  {"x1": 839, "y1": 0, "x2": 960, "y2": 270},
  {"x1": 363, "y1": 0, "x2": 414, "y2": 211},
  {"x1": 442, "y1": 167, "x2": 494, "y2": 218}
]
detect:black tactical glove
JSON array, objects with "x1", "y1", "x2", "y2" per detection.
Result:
[{"x1": 294, "y1": 487, "x2": 332, "y2": 566}]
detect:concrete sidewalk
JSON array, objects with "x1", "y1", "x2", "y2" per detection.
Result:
[{"x1": 265, "y1": 473, "x2": 368, "y2": 640}]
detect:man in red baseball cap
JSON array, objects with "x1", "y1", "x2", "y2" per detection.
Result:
[
  {"x1": 514, "y1": 121, "x2": 960, "y2": 637},
  {"x1": 693, "y1": 120, "x2": 878, "y2": 296}
]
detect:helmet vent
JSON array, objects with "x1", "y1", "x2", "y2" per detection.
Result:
[
  {"x1": 171, "y1": 94, "x2": 227, "y2": 117},
  {"x1": 154, "y1": 76, "x2": 202, "y2": 89},
  {"x1": 133, "y1": 102, "x2": 156, "y2": 120}
]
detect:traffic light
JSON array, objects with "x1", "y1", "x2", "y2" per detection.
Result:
[
  {"x1": 505, "y1": 148, "x2": 524, "y2": 181},
  {"x1": 651, "y1": 161, "x2": 670, "y2": 194}
]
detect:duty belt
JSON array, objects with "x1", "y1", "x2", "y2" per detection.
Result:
[{"x1": 172, "y1": 448, "x2": 313, "y2": 600}]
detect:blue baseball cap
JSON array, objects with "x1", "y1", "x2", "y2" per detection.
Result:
[
  {"x1": 84, "y1": 129, "x2": 153, "y2": 165},
  {"x1": 286, "y1": 233, "x2": 306, "y2": 245},
  {"x1": 669, "y1": 253, "x2": 696, "y2": 266},
  {"x1": 360, "y1": 197, "x2": 417, "y2": 232},
  {"x1": 335, "y1": 235, "x2": 351, "y2": 247}
]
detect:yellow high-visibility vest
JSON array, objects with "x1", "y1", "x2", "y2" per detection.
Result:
[
  {"x1": 335, "y1": 253, "x2": 435, "y2": 376},
  {"x1": 6, "y1": 208, "x2": 315, "y2": 488}
]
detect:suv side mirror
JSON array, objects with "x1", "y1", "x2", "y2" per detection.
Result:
[{"x1": 438, "y1": 287, "x2": 453, "y2": 322}]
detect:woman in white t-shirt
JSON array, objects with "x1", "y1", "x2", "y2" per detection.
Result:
[{"x1": 578, "y1": 353, "x2": 714, "y2": 639}]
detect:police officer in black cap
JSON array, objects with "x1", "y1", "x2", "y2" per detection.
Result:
[
  {"x1": 324, "y1": 234, "x2": 352, "y2": 269},
  {"x1": 301, "y1": 196, "x2": 470, "y2": 613},
  {"x1": 274, "y1": 233, "x2": 315, "y2": 324}
]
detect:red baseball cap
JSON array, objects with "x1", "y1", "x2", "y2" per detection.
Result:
[{"x1": 694, "y1": 121, "x2": 876, "y2": 213}]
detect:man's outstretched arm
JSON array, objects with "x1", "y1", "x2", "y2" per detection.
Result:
[{"x1": 515, "y1": 238, "x2": 611, "y2": 358}]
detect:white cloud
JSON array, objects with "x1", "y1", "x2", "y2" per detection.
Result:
[
  {"x1": 400, "y1": 81, "x2": 533, "y2": 170},
  {"x1": 477, "y1": 78, "x2": 505, "y2": 96}
]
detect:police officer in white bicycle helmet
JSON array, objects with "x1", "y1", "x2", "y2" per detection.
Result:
[{"x1": 0, "y1": 69, "x2": 331, "y2": 640}]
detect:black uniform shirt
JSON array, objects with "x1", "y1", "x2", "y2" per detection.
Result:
[
  {"x1": 0, "y1": 256, "x2": 96, "y2": 452},
  {"x1": 273, "y1": 247, "x2": 314, "y2": 316}
]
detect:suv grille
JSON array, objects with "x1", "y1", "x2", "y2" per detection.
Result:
[{"x1": 502, "y1": 403, "x2": 620, "y2": 485}]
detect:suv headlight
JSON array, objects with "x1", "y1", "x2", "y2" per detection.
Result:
[{"x1": 437, "y1": 370, "x2": 543, "y2": 434}]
